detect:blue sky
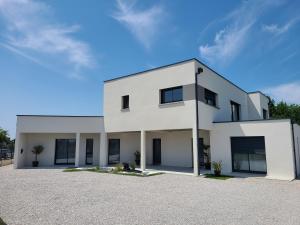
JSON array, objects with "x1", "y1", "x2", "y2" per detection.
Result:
[{"x1": 0, "y1": 0, "x2": 299, "y2": 137}]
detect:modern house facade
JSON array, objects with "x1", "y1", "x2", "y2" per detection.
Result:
[{"x1": 14, "y1": 59, "x2": 300, "y2": 180}]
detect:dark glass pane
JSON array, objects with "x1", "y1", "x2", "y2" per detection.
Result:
[
  {"x1": 86, "y1": 139, "x2": 93, "y2": 165},
  {"x1": 122, "y1": 95, "x2": 129, "y2": 109},
  {"x1": 162, "y1": 89, "x2": 173, "y2": 103},
  {"x1": 55, "y1": 139, "x2": 68, "y2": 164},
  {"x1": 205, "y1": 89, "x2": 216, "y2": 106},
  {"x1": 67, "y1": 139, "x2": 76, "y2": 164},
  {"x1": 173, "y1": 87, "x2": 183, "y2": 101},
  {"x1": 108, "y1": 139, "x2": 120, "y2": 164}
]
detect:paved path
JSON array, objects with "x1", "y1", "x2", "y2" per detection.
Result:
[{"x1": 1, "y1": 165, "x2": 300, "y2": 225}]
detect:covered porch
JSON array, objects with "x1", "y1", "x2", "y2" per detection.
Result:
[{"x1": 106, "y1": 128, "x2": 211, "y2": 176}]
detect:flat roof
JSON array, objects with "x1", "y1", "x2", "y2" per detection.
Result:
[
  {"x1": 17, "y1": 115, "x2": 103, "y2": 117},
  {"x1": 104, "y1": 58, "x2": 261, "y2": 95}
]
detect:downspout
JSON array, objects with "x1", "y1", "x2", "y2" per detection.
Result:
[
  {"x1": 291, "y1": 121, "x2": 298, "y2": 178},
  {"x1": 195, "y1": 67, "x2": 203, "y2": 175}
]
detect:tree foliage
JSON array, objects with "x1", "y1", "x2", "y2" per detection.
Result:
[
  {"x1": 269, "y1": 99, "x2": 300, "y2": 125},
  {"x1": 0, "y1": 128, "x2": 10, "y2": 147}
]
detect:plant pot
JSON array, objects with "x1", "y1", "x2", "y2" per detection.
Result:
[
  {"x1": 32, "y1": 161, "x2": 39, "y2": 167},
  {"x1": 214, "y1": 170, "x2": 221, "y2": 176},
  {"x1": 135, "y1": 159, "x2": 140, "y2": 166}
]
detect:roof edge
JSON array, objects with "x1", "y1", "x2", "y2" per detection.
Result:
[
  {"x1": 213, "y1": 118, "x2": 291, "y2": 124},
  {"x1": 17, "y1": 115, "x2": 103, "y2": 117}
]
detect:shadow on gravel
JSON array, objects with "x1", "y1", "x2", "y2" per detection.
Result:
[{"x1": 0, "y1": 217, "x2": 7, "y2": 225}]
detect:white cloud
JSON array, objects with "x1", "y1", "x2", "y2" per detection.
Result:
[
  {"x1": 262, "y1": 18, "x2": 299, "y2": 35},
  {"x1": 199, "y1": 0, "x2": 279, "y2": 65},
  {"x1": 112, "y1": 0, "x2": 164, "y2": 49},
  {"x1": 0, "y1": 0, "x2": 94, "y2": 78},
  {"x1": 263, "y1": 82, "x2": 300, "y2": 104}
]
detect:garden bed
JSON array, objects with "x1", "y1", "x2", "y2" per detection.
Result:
[
  {"x1": 204, "y1": 174, "x2": 233, "y2": 180},
  {"x1": 63, "y1": 167, "x2": 164, "y2": 177}
]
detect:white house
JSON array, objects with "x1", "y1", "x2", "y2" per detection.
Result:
[{"x1": 14, "y1": 58, "x2": 300, "y2": 180}]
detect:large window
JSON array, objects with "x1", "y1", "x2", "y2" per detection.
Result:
[
  {"x1": 160, "y1": 86, "x2": 183, "y2": 104},
  {"x1": 55, "y1": 139, "x2": 76, "y2": 165},
  {"x1": 204, "y1": 88, "x2": 217, "y2": 107},
  {"x1": 231, "y1": 136, "x2": 266, "y2": 173},
  {"x1": 122, "y1": 95, "x2": 129, "y2": 109},
  {"x1": 231, "y1": 101, "x2": 240, "y2": 121}
]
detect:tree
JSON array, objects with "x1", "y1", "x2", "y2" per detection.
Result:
[
  {"x1": 268, "y1": 98, "x2": 300, "y2": 125},
  {"x1": 32, "y1": 145, "x2": 44, "y2": 162},
  {"x1": 0, "y1": 128, "x2": 10, "y2": 148}
]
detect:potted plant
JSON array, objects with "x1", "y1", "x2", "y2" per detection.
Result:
[
  {"x1": 212, "y1": 161, "x2": 222, "y2": 176},
  {"x1": 32, "y1": 145, "x2": 44, "y2": 167},
  {"x1": 134, "y1": 151, "x2": 140, "y2": 165}
]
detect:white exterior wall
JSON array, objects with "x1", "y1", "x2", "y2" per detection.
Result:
[
  {"x1": 195, "y1": 61, "x2": 249, "y2": 128},
  {"x1": 14, "y1": 116, "x2": 104, "y2": 168},
  {"x1": 248, "y1": 93, "x2": 269, "y2": 120},
  {"x1": 107, "y1": 130, "x2": 209, "y2": 167},
  {"x1": 211, "y1": 120, "x2": 296, "y2": 180},
  {"x1": 104, "y1": 61, "x2": 197, "y2": 132},
  {"x1": 293, "y1": 124, "x2": 300, "y2": 177}
]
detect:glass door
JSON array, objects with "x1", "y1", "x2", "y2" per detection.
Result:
[
  {"x1": 108, "y1": 139, "x2": 120, "y2": 164},
  {"x1": 85, "y1": 139, "x2": 93, "y2": 165},
  {"x1": 55, "y1": 139, "x2": 76, "y2": 165}
]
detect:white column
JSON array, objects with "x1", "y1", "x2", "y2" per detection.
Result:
[
  {"x1": 75, "y1": 133, "x2": 80, "y2": 167},
  {"x1": 192, "y1": 127, "x2": 199, "y2": 176},
  {"x1": 99, "y1": 132, "x2": 108, "y2": 167},
  {"x1": 14, "y1": 132, "x2": 20, "y2": 169},
  {"x1": 141, "y1": 130, "x2": 146, "y2": 171}
]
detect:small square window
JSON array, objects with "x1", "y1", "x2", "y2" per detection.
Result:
[
  {"x1": 204, "y1": 88, "x2": 217, "y2": 107},
  {"x1": 122, "y1": 95, "x2": 129, "y2": 109}
]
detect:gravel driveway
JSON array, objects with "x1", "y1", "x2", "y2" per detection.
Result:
[{"x1": 1, "y1": 165, "x2": 300, "y2": 225}]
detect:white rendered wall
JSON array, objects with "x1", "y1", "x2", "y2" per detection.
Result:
[
  {"x1": 211, "y1": 120, "x2": 295, "y2": 180},
  {"x1": 107, "y1": 130, "x2": 209, "y2": 168},
  {"x1": 248, "y1": 93, "x2": 269, "y2": 120},
  {"x1": 104, "y1": 61, "x2": 197, "y2": 132},
  {"x1": 293, "y1": 124, "x2": 300, "y2": 177},
  {"x1": 195, "y1": 61, "x2": 249, "y2": 126}
]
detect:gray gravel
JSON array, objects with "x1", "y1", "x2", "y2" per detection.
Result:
[{"x1": 1, "y1": 165, "x2": 300, "y2": 225}]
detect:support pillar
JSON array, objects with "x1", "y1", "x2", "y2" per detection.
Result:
[
  {"x1": 192, "y1": 127, "x2": 199, "y2": 176},
  {"x1": 141, "y1": 130, "x2": 146, "y2": 171},
  {"x1": 99, "y1": 132, "x2": 108, "y2": 167},
  {"x1": 75, "y1": 132, "x2": 80, "y2": 167}
]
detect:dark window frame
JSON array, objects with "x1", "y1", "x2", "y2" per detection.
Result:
[
  {"x1": 230, "y1": 136, "x2": 266, "y2": 174},
  {"x1": 122, "y1": 95, "x2": 129, "y2": 110},
  {"x1": 204, "y1": 88, "x2": 217, "y2": 107},
  {"x1": 160, "y1": 86, "x2": 183, "y2": 104},
  {"x1": 231, "y1": 100, "x2": 240, "y2": 121},
  {"x1": 54, "y1": 139, "x2": 76, "y2": 165},
  {"x1": 108, "y1": 139, "x2": 120, "y2": 164},
  {"x1": 263, "y1": 109, "x2": 268, "y2": 119},
  {"x1": 85, "y1": 138, "x2": 93, "y2": 165}
]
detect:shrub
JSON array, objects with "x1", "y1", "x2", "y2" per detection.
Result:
[
  {"x1": 113, "y1": 163, "x2": 123, "y2": 173},
  {"x1": 212, "y1": 161, "x2": 222, "y2": 176}
]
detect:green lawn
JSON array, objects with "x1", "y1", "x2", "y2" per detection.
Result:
[
  {"x1": 204, "y1": 174, "x2": 233, "y2": 180},
  {"x1": 0, "y1": 217, "x2": 7, "y2": 225}
]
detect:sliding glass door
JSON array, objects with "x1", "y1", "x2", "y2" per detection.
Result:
[
  {"x1": 231, "y1": 136, "x2": 266, "y2": 173},
  {"x1": 85, "y1": 139, "x2": 93, "y2": 165},
  {"x1": 55, "y1": 139, "x2": 76, "y2": 165}
]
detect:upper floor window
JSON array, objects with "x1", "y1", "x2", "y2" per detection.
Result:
[
  {"x1": 231, "y1": 101, "x2": 240, "y2": 121},
  {"x1": 204, "y1": 88, "x2": 217, "y2": 107},
  {"x1": 160, "y1": 86, "x2": 183, "y2": 104},
  {"x1": 122, "y1": 95, "x2": 129, "y2": 109},
  {"x1": 263, "y1": 109, "x2": 268, "y2": 119}
]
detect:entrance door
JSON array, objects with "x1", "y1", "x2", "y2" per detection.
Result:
[
  {"x1": 108, "y1": 139, "x2": 120, "y2": 164},
  {"x1": 55, "y1": 139, "x2": 76, "y2": 165},
  {"x1": 231, "y1": 136, "x2": 266, "y2": 173},
  {"x1": 153, "y1": 139, "x2": 161, "y2": 165},
  {"x1": 85, "y1": 139, "x2": 93, "y2": 165}
]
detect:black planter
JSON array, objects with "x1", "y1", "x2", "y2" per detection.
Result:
[
  {"x1": 32, "y1": 161, "x2": 39, "y2": 167},
  {"x1": 214, "y1": 170, "x2": 221, "y2": 176},
  {"x1": 135, "y1": 159, "x2": 140, "y2": 166}
]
